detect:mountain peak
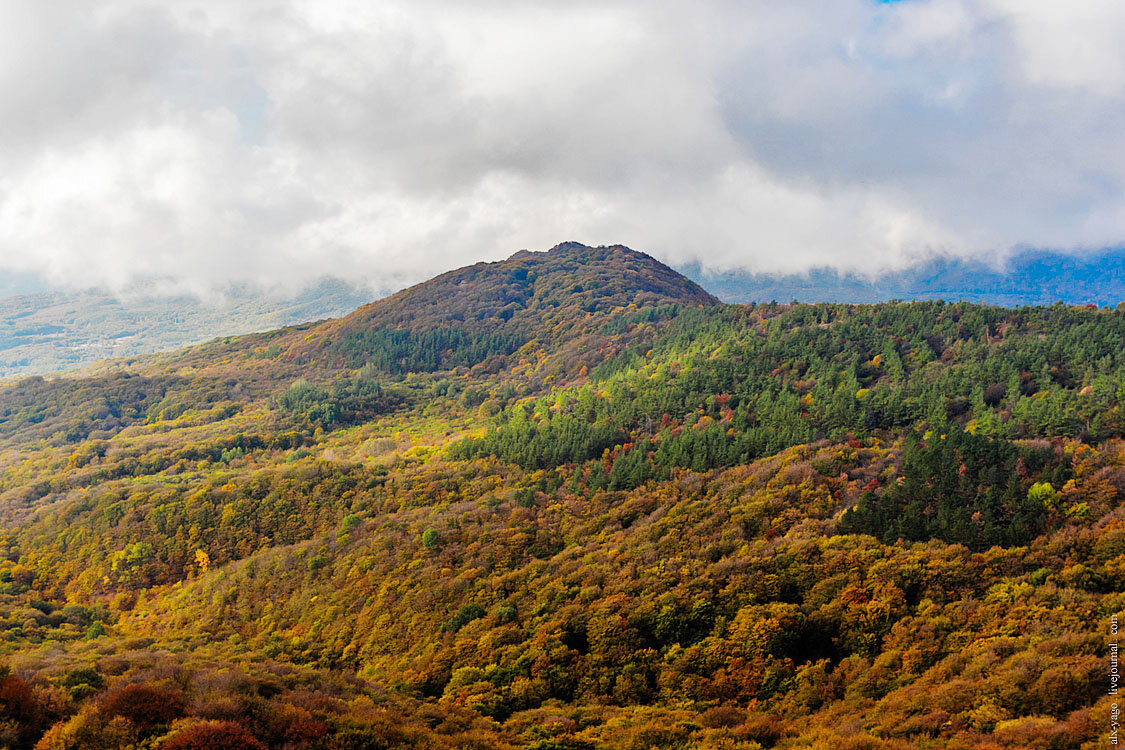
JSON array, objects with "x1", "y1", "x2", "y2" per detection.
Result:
[
  {"x1": 332, "y1": 242, "x2": 716, "y2": 331},
  {"x1": 301, "y1": 243, "x2": 718, "y2": 372},
  {"x1": 509, "y1": 241, "x2": 658, "y2": 262},
  {"x1": 547, "y1": 240, "x2": 591, "y2": 253}
]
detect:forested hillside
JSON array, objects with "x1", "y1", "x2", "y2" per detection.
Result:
[{"x1": 0, "y1": 244, "x2": 1121, "y2": 749}]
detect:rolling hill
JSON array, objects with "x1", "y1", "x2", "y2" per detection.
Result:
[{"x1": 0, "y1": 243, "x2": 1121, "y2": 749}]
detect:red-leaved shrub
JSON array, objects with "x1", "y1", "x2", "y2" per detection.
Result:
[
  {"x1": 160, "y1": 720, "x2": 266, "y2": 750},
  {"x1": 100, "y1": 683, "x2": 186, "y2": 729}
]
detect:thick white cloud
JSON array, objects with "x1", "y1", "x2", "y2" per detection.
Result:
[{"x1": 1, "y1": 0, "x2": 1124, "y2": 293}]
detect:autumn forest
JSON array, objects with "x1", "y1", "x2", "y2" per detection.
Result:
[{"x1": 0, "y1": 243, "x2": 1122, "y2": 749}]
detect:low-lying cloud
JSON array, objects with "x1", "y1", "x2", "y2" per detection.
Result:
[{"x1": 2, "y1": 0, "x2": 1124, "y2": 294}]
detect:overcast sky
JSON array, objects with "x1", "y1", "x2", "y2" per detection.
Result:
[{"x1": 1, "y1": 0, "x2": 1124, "y2": 295}]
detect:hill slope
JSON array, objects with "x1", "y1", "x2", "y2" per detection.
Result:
[
  {"x1": 297, "y1": 242, "x2": 718, "y2": 373},
  {"x1": 0, "y1": 246, "x2": 1121, "y2": 749},
  {"x1": 150, "y1": 242, "x2": 718, "y2": 383},
  {"x1": 327, "y1": 242, "x2": 717, "y2": 333}
]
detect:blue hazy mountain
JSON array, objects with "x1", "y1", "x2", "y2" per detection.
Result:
[
  {"x1": 0, "y1": 272, "x2": 48, "y2": 298},
  {"x1": 682, "y1": 247, "x2": 1125, "y2": 307}
]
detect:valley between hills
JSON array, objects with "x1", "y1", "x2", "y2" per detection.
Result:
[{"x1": 0, "y1": 243, "x2": 1121, "y2": 749}]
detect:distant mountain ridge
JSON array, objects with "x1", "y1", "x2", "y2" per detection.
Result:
[
  {"x1": 683, "y1": 247, "x2": 1125, "y2": 306},
  {"x1": 0, "y1": 278, "x2": 374, "y2": 378},
  {"x1": 4, "y1": 243, "x2": 1123, "y2": 379}
]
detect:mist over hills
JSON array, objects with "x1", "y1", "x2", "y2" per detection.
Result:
[
  {"x1": 0, "y1": 279, "x2": 375, "y2": 379},
  {"x1": 685, "y1": 246, "x2": 1125, "y2": 306}
]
